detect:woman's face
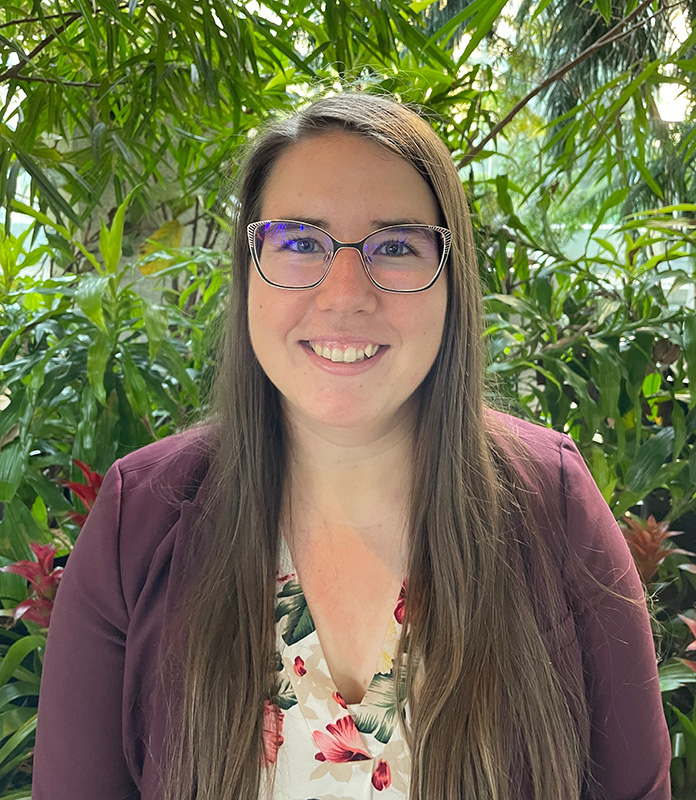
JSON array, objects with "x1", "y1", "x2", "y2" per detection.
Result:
[{"x1": 248, "y1": 131, "x2": 448, "y2": 439}]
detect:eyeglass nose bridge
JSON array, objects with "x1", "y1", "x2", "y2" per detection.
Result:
[{"x1": 319, "y1": 240, "x2": 375, "y2": 286}]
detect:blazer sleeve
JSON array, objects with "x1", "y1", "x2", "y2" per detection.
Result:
[
  {"x1": 32, "y1": 461, "x2": 139, "y2": 800},
  {"x1": 559, "y1": 435, "x2": 671, "y2": 800}
]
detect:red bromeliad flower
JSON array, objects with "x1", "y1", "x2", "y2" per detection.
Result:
[
  {"x1": 678, "y1": 613, "x2": 696, "y2": 654},
  {"x1": 62, "y1": 460, "x2": 103, "y2": 527},
  {"x1": 0, "y1": 542, "x2": 63, "y2": 627},
  {"x1": 372, "y1": 758, "x2": 392, "y2": 790},
  {"x1": 620, "y1": 514, "x2": 692, "y2": 584},
  {"x1": 313, "y1": 716, "x2": 370, "y2": 762},
  {"x1": 262, "y1": 701, "x2": 284, "y2": 764}
]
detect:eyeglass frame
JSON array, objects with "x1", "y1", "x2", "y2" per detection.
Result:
[{"x1": 246, "y1": 219, "x2": 452, "y2": 294}]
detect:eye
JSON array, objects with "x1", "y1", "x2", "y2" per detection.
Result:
[
  {"x1": 283, "y1": 239, "x2": 318, "y2": 253},
  {"x1": 373, "y1": 239, "x2": 414, "y2": 257},
  {"x1": 281, "y1": 237, "x2": 324, "y2": 255}
]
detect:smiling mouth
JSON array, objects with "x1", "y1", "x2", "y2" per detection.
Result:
[{"x1": 302, "y1": 341, "x2": 383, "y2": 363}]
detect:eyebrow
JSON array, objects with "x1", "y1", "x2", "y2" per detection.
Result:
[{"x1": 276, "y1": 216, "x2": 429, "y2": 231}]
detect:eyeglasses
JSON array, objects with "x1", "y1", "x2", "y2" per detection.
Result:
[{"x1": 247, "y1": 219, "x2": 451, "y2": 293}]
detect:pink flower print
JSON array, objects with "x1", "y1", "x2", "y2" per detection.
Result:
[
  {"x1": 332, "y1": 690, "x2": 347, "y2": 709},
  {"x1": 394, "y1": 579, "x2": 407, "y2": 624},
  {"x1": 275, "y1": 569, "x2": 296, "y2": 584},
  {"x1": 262, "y1": 700, "x2": 284, "y2": 764},
  {"x1": 313, "y1": 715, "x2": 370, "y2": 762},
  {"x1": 293, "y1": 656, "x2": 306, "y2": 676},
  {"x1": 372, "y1": 758, "x2": 392, "y2": 790}
]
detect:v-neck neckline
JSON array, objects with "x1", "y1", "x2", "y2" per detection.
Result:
[{"x1": 275, "y1": 533, "x2": 408, "y2": 758}]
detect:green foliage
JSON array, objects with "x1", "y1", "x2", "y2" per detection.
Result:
[
  {"x1": 0, "y1": 195, "x2": 227, "y2": 538},
  {"x1": 481, "y1": 204, "x2": 696, "y2": 517}
]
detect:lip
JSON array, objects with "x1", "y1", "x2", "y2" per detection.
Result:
[
  {"x1": 304, "y1": 338, "x2": 384, "y2": 349},
  {"x1": 299, "y1": 341, "x2": 388, "y2": 374}
]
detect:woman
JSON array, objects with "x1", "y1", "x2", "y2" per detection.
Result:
[{"x1": 33, "y1": 93, "x2": 671, "y2": 800}]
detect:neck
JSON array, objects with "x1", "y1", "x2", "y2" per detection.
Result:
[{"x1": 281, "y1": 408, "x2": 415, "y2": 544}]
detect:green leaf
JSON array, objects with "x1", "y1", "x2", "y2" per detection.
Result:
[
  {"x1": 158, "y1": 340, "x2": 199, "y2": 405},
  {"x1": 141, "y1": 304, "x2": 169, "y2": 363},
  {"x1": 99, "y1": 188, "x2": 139, "y2": 274},
  {"x1": 496, "y1": 174, "x2": 514, "y2": 217},
  {"x1": 457, "y1": 0, "x2": 511, "y2": 64},
  {"x1": 0, "y1": 707, "x2": 35, "y2": 741},
  {"x1": 624, "y1": 428, "x2": 675, "y2": 495},
  {"x1": 0, "y1": 636, "x2": 45, "y2": 688},
  {"x1": 0, "y1": 682, "x2": 39, "y2": 713},
  {"x1": 87, "y1": 332, "x2": 112, "y2": 406},
  {"x1": 0, "y1": 441, "x2": 25, "y2": 505},
  {"x1": 10, "y1": 201, "x2": 100, "y2": 272},
  {"x1": 631, "y1": 155, "x2": 664, "y2": 200},
  {"x1": 119, "y1": 349, "x2": 150, "y2": 421},
  {"x1": 684, "y1": 314, "x2": 696, "y2": 409},
  {"x1": 672, "y1": 402, "x2": 687, "y2": 460},
  {"x1": 590, "y1": 187, "x2": 629, "y2": 237},
  {"x1": 90, "y1": 122, "x2": 106, "y2": 164},
  {"x1": 75, "y1": 274, "x2": 109, "y2": 331},
  {"x1": 659, "y1": 660, "x2": 696, "y2": 692},
  {"x1": 0, "y1": 497, "x2": 41, "y2": 562},
  {"x1": 0, "y1": 713, "x2": 36, "y2": 772},
  {"x1": 589, "y1": 341, "x2": 621, "y2": 418}
]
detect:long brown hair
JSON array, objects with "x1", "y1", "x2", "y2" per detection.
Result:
[{"x1": 158, "y1": 93, "x2": 627, "y2": 799}]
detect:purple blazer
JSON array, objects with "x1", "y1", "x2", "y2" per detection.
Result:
[{"x1": 32, "y1": 415, "x2": 672, "y2": 799}]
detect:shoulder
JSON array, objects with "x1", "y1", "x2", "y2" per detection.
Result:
[
  {"x1": 483, "y1": 408, "x2": 583, "y2": 480},
  {"x1": 485, "y1": 408, "x2": 566, "y2": 452},
  {"x1": 483, "y1": 408, "x2": 599, "y2": 526},
  {"x1": 78, "y1": 426, "x2": 217, "y2": 615},
  {"x1": 115, "y1": 425, "x2": 215, "y2": 507}
]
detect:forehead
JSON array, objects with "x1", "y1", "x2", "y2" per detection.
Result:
[{"x1": 259, "y1": 132, "x2": 441, "y2": 232}]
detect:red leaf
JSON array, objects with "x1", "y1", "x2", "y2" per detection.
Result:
[
  {"x1": 72, "y1": 460, "x2": 104, "y2": 492},
  {"x1": 12, "y1": 597, "x2": 53, "y2": 627}
]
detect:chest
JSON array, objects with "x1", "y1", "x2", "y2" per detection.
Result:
[{"x1": 284, "y1": 532, "x2": 406, "y2": 705}]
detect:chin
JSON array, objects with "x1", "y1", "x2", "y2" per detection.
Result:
[{"x1": 284, "y1": 393, "x2": 413, "y2": 438}]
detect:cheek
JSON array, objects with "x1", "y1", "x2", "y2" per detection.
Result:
[
  {"x1": 247, "y1": 273, "x2": 305, "y2": 354},
  {"x1": 247, "y1": 272, "x2": 280, "y2": 361}
]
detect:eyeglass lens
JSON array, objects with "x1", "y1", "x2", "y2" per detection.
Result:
[{"x1": 253, "y1": 221, "x2": 444, "y2": 291}]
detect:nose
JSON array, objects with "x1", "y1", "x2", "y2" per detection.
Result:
[{"x1": 313, "y1": 245, "x2": 379, "y2": 313}]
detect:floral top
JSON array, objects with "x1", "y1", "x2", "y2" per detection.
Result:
[{"x1": 260, "y1": 535, "x2": 410, "y2": 799}]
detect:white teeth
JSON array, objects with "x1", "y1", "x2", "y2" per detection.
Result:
[{"x1": 307, "y1": 342, "x2": 381, "y2": 363}]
